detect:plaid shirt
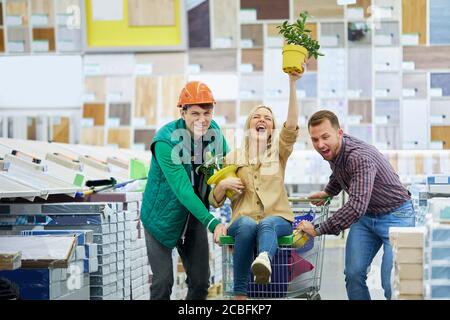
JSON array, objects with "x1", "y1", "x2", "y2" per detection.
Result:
[{"x1": 320, "y1": 134, "x2": 410, "y2": 235}]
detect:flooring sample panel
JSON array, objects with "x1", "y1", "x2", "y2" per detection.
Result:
[
  {"x1": 84, "y1": 77, "x2": 106, "y2": 102},
  {"x1": 375, "y1": 100, "x2": 400, "y2": 125},
  {"x1": 52, "y1": 117, "x2": 70, "y2": 143},
  {"x1": 431, "y1": 73, "x2": 450, "y2": 96},
  {"x1": 188, "y1": 0, "x2": 210, "y2": 48},
  {"x1": 31, "y1": 0, "x2": 54, "y2": 25},
  {"x1": 6, "y1": 0, "x2": 28, "y2": 25},
  {"x1": 264, "y1": 48, "x2": 289, "y2": 99},
  {"x1": 241, "y1": 48, "x2": 263, "y2": 72},
  {"x1": 376, "y1": 125, "x2": 400, "y2": 149},
  {"x1": 161, "y1": 75, "x2": 185, "y2": 120},
  {"x1": 0, "y1": 29, "x2": 4, "y2": 52},
  {"x1": 403, "y1": 46, "x2": 450, "y2": 70},
  {"x1": 348, "y1": 125, "x2": 372, "y2": 144},
  {"x1": 348, "y1": 47, "x2": 372, "y2": 98},
  {"x1": 135, "y1": 76, "x2": 158, "y2": 125},
  {"x1": 7, "y1": 27, "x2": 30, "y2": 52},
  {"x1": 375, "y1": 72, "x2": 401, "y2": 98},
  {"x1": 430, "y1": 100, "x2": 450, "y2": 126},
  {"x1": 431, "y1": 126, "x2": 450, "y2": 150},
  {"x1": 374, "y1": 47, "x2": 401, "y2": 71},
  {"x1": 348, "y1": 0, "x2": 371, "y2": 18},
  {"x1": 430, "y1": 0, "x2": 450, "y2": 45},
  {"x1": 83, "y1": 103, "x2": 105, "y2": 126},
  {"x1": 83, "y1": 54, "x2": 135, "y2": 76},
  {"x1": 107, "y1": 128, "x2": 131, "y2": 149},
  {"x1": 375, "y1": 22, "x2": 399, "y2": 46},
  {"x1": 403, "y1": 73, "x2": 427, "y2": 99},
  {"x1": 294, "y1": 0, "x2": 343, "y2": 19},
  {"x1": 0, "y1": 2, "x2": 3, "y2": 25},
  {"x1": 214, "y1": 101, "x2": 237, "y2": 124},
  {"x1": 128, "y1": 0, "x2": 175, "y2": 27},
  {"x1": 189, "y1": 49, "x2": 237, "y2": 72},
  {"x1": 241, "y1": 24, "x2": 263, "y2": 47},
  {"x1": 135, "y1": 52, "x2": 186, "y2": 75},
  {"x1": 297, "y1": 73, "x2": 317, "y2": 98},
  {"x1": 402, "y1": 0, "x2": 426, "y2": 45},
  {"x1": 373, "y1": 0, "x2": 401, "y2": 20},
  {"x1": 109, "y1": 103, "x2": 131, "y2": 126},
  {"x1": 80, "y1": 127, "x2": 105, "y2": 146},
  {"x1": 57, "y1": 27, "x2": 82, "y2": 52},
  {"x1": 212, "y1": 0, "x2": 238, "y2": 48},
  {"x1": 240, "y1": 74, "x2": 264, "y2": 100},
  {"x1": 320, "y1": 99, "x2": 346, "y2": 121},
  {"x1": 32, "y1": 27, "x2": 55, "y2": 51},
  {"x1": 321, "y1": 23, "x2": 345, "y2": 47},
  {"x1": 241, "y1": 0, "x2": 289, "y2": 20},
  {"x1": 401, "y1": 100, "x2": 428, "y2": 149},
  {"x1": 318, "y1": 49, "x2": 346, "y2": 98},
  {"x1": 27, "y1": 117, "x2": 37, "y2": 140},
  {"x1": 134, "y1": 129, "x2": 156, "y2": 151},
  {"x1": 348, "y1": 100, "x2": 372, "y2": 124},
  {"x1": 106, "y1": 76, "x2": 133, "y2": 102}
]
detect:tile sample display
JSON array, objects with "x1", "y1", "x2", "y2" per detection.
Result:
[
  {"x1": 348, "y1": 47, "x2": 372, "y2": 98},
  {"x1": 402, "y1": 73, "x2": 427, "y2": 99},
  {"x1": 297, "y1": 73, "x2": 317, "y2": 98},
  {"x1": 128, "y1": 0, "x2": 175, "y2": 27},
  {"x1": 431, "y1": 126, "x2": 450, "y2": 150},
  {"x1": 264, "y1": 48, "x2": 289, "y2": 99},
  {"x1": 32, "y1": 27, "x2": 55, "y2": 51},
  {"x1": 7, "y1": 27, "x2": 30, "y2": 52},
  {"x1": 81, "y1": 128, "x2": 105, "y2": 146},
  {"x1": 401, "y1": 100, "x2": 428, "y2": 149},
  {"x1": 375, "y1": 72, "x2": 401, "y2": 98},
  {"x1": 241, "y1": 48, "x2": 263, "y2": 72},
  {"x1": 240, "y1": 74, "x2": 264, "y2": 100},
  {"x1": 188, "y1": 0, "x2": 210, "y2": 48},
  {"x1": 52, "y1": 117, "x2": 70, "y2": 143},
  {"x1": 83, "y1": 104, "x2": 106, "y2": 126},
  {"x1": 31, "y1": 0, "x2": 54, "y2": 26},
  {"x1": 376, "y1": 125, "x2": 400, "y2": 149},
  {"x1": 109, "y1": 103, "x2": 131, "y2": 126},
  {"x1": 375, "y1": 22, "x2": 400, "y2": 46},
  {"x1": 0, "y1": 29, "x2": 4, "y2": 52},
  {"x1": 348, "y1": 125, "x2": 372, "y2": 144},
  {"x1": 135, "y1": 52, "x2": 186, "y2": 75},
  {"x1": 84, "y1": 77, "x2": 106, "y2": 102},
  {"x1": 135, "y1": 76, "x2": 158, "y2": 125},
  {"x1": 348, "y1": 100, "x2": 372, "y2": 124},
  {"x1": 241, "y1": 24, "x2": 263, "y2": 48},
  {"x1": 161, "y1": 75, "x2": 185, "y2": 120},
  {"x1": 106, "y1": 77, "x2": 133, "y2": 102},
  {"x1": 241, "y1": 0, "x2": 289, "y2": 20},
  {"x1": 430, "y1": 0, "x2": 450, "y2": 45},
  {"x1": 107, "y1": 128, "x2": 131, "y2": 149},
  {"x1": 431, "y1": 73, "x2": 450, "y2": 96},
  {"x1": 212, "y1": 0, "x2": 238, "y2": 48},
  {"x1": 214, "y1": 101, "x2": 237, "y2": 124},
  {"x1": 321, "y1": 23, "x2": 345, "y2": 48},
  {"x1": 57, "y1": 27, "x2": 82, "y2": 52},
  {"x1": 189, "y1": 49, "x2": 237, "y2": 72},
  {"x1": 375, "y1": 100, "x2": 400, "y2": 125},
  {"x1": 5, "y1": 0, "x2": 28, "y2": 26},
  {"x1": 430, "y1": 100, "x2": 450, "y2": 125},
  {"x1": 294, "y1": 0, "x2": 343, "y2": 19},
  {"x1": 318, "y1": 49, "x2": 346, "y2": 98},
  {"x1": 134, "y1": 129, "x2": 156, "y2": 151},
  {"x1": 402, "y1": 0, "x2": 427, "y2": 45},
  {"x1": 373, "y1": 0, "x2": 401, "y2": 20},
  {"x1": 403, "y1": 46, "x2": 450, "y2": 70},
  {"x1": 374, "y1": 47, "x2": 401, "y2": 71},
  {"x1": 348, "y1": 0, "x2": 371, "y2": 18}
]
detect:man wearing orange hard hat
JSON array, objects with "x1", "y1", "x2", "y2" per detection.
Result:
[{"x1": 140, "y1": 81, "x2": 228, "y2": 300}]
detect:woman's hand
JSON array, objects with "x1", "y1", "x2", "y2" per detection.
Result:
[
  {"x1": 217, "y1": 177, "x2": 245, "y2": 195},
  {"x1": 214, "y1": 223, "x2": 227, "y2": 244},
  {"x1": 289, "y1": 68, "x2": 305, "y2": 82}
]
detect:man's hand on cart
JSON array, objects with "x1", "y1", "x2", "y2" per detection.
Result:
[
  {"x1": 214, "y1": 223, "x2": 227, "y2": 244},
  {"x1": 297, "y1": 220, "x2": 318, "y2": 237},
  {"x1": 308, "y1": 191, "x2": 330, "y2": 206}
]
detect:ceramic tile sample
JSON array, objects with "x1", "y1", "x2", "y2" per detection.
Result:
[
  {"x1": 134, "y1": 129, "x2": 156, "y2": 150},
  {"x1": 6, "y1": 0, "x2": 28, "y2": 25},
  {"x1": 241, "y1": 0, "x2": 289, "y2": 20},
  {"x1": 297, "y1": 73, "x2": 317, "y2": 98},
  {"x1": 348, "y1": 22, "x2": 371, "y2": 46},
  {"x1": 430, "y1": 100, "x2": 450, "y2": 125},
  {"x1": 107, "y1": 128, "x2": 131, "y2": 148},
  {"x1": 106, "y1": 77, "x2": 133, "y2": 102},
  {"x1": 430, "y1": 0, "x2": 450, "y2": 45},
  {"x1": 403, "y1": 73, "x2": 427, "y2": 99},
  {"x1": 135, "y1": 52, "x2": 186, "y2": 75},
  {"x1": 431, "y1": 73, "x2": 450, "y2": 96},
  {"x1": 376, "y1": 126, "x2": 400, "y2": 149},
  {"x1": 374, "y1": 47, "x2": 401, "y2": 71},
  {"x1": 109, "y1": 103, "x2": 131, "y2": 126},
  {"x1": 214, "y1": 101, "x2": 237, "y2": 123},
  {"x1": 135, "y1": 76, "x2": 158, "y2": 125},
  {"x1": 7, "y1": 27, "x2": 30, "y2": 52},
  {"x1": 31, "y1": 0, "x2": 54, "y2": 25},
  {"x1": 32, "y1": 27, "x2": 55, "y2": 51},
  {"x1": 348, "y1": 100, "x2": 372, "y2": 124},
  {"x1": 375, "y1": 72, "x2": 401, "y2": 98},
  {"x1": 128, "y1": 0, "x2": 175, "y2": 26},
  {"x1": 52, "y1": 117, "x2": 70, "y2": 143},
  {"x1": 212, "y1": 0, "x2": 238, "y2": 48},
  {"x1": 348, "y1": 47, "x2": 372, "y2": 98},
  {"x1": 348, "y1": 0, "x2": 371, "y2": 18},
  {"x1": 403, "y1": 46, "x2": 450, "y2": 70},
  {"x1": 188, "y1": 0, "x2": 210, "y2": 48},
  {"x1": 240, "y1": 74, "x2": 264, "y2": 100},
  {"x1": 402, "y1": 100, "x2": 428, "y2": 149},
  {"x1": 84, "y1": 77, "x2": 106, "y2": 102},
  {"x1": 375, "y1": 22, "x2": 400, "y2": 46},
  {"x1": 431, "y1": 126, "x2": 450, "y2": 149},
  {"x1": 294, "y1": 0, "x2": 343, "y2": 19},
  {"x1": 189, "y1": 49, "x2": 237, "y2": 72},
  {"x1": 321, "y1": 23, "x2": 345, "y2": 48},
  {"x1": 373, "y1": 0, "x2": 401, "y2": 20},
  {"x1": 161, "y1": 75, "x2": 185, "y2": 119},
  {"x1": 80, "y1": 127, "x2": 104, "y2": 146},
  {"x1": 57, "y1": 27, "x2": 82, "y2": 52},
  {"x1": 402, "y1": 0, "x2": 427, "y2": 45},
  {"x1": 241, "y1": 48, "x2": 263, "y2": 72},
  {"x1": 83, "y1": 103, "x2": 105, "y2": 126},
  {"x1": 241, "y1": 24, "x2": 263, "y2": 47},
  {"x1": 375, "y1": 100, "x2": 400, "y2": 125},
  {"x1": 318, "y1": 49, "x2": 346, "y2": 98}
]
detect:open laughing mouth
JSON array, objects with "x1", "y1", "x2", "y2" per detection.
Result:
[
  {"x1": 256, "y1": 123, "x2": 266, "y2": 133},
  {"x1": 321, "y1": 149, "x2": 331, "y2": 158}
]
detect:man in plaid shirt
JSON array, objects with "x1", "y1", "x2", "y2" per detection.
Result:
[{"x1": 298, "y1": 110, "x2": 415, "y2": 300}]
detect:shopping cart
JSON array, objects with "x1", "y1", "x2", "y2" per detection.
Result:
[{"x1": 220, "y1": 197, "x2": 331, "y2": 300}]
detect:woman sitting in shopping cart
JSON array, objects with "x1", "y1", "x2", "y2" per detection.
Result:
[{"x1": 209, "y1": 70, "x2": 304, "y2": 300}]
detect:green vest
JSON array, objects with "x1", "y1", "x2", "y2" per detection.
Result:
[{"x1": 140, "y1": 118, "x2": 227, "y2": 248}]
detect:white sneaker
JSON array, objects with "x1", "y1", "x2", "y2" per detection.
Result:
[{"x1": 251, "y1": 252, "x2": 272, "y2": 284}]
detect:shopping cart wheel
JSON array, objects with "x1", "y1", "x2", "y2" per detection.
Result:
[{"x1": 309, "y1": 293, "x2": 321, "y2": 300}]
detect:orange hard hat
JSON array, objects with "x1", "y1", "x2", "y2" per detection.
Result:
[{"x1": 177, "y1": 81, "x2": 216, "y2": 108}]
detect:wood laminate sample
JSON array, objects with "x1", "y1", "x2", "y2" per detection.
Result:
[
  {"x1": 161, "y1": 75, "x2": 185, "y2": 119},
  {"x1": 27, "y1": 117, "x2": 37, "y2": 140},
  {"x1": 431, "y1": 126, "x2": 450, "y2": 149},
  {"x1": 348, "y1": 100, "x2": 372, "y2": 123},
  {"x1": 0, "y1": 2, "x2": 3, "y2": 25},
  {"x1": 403, "y1": 46, "x2": 450, "y2": 70},
  {"x1": 6, "y1": 0, "x2": 28, "y2": 25},
  {"x1": 294, "y1": 0, "x2": 343, "y2": 19},
  {"x1": 241, "y1": 0, "x2": 289, "y2": 20},
  {"x1": 402, "y1": 0, "x2": 426, "y2": 45},
  {"x1": 81, "y1": 127, "x2": 104, "y2": 146},
  {"x1": 32, "y1": 27, "x2": 55, "y2": 51},
  {"x1": 242, "y1": 48, "x2": 263, "y2": 71},
  {"x1": 107, "y1": 128, "x2": 131, "y2": 149},
  {"x1": 52, "y1": 117, "x2": 70, "y2": 143},
  {"x1": 109, "y1": 103, "x2": 131, "y2": 126},
  {"x1": 31, "y1": 0, "x2": 54, "y2": 25},
  {"x1": 134, "y1": 129, "x2": 156, "y2": 150},
  {"x1": 7, "y1": 26, "x2": 30, "y2": 51},
  {"x1": 189, "y1": 49, "x2": 237, "y2": 72},
  {"x1": 0, "y1": 29, "x2": 4, "y2": 52},
  {"x1": 85, "y1": 77, "x2": 106, "y2": 102},
  {"x1": 106, "y1": 76, "x2": 133, "y2": 102},
  {"x1": 212, "y1": 0, "x2": 238, "y2": 48},
  {"x1": 135, "y1": 76, "x2": 158, "y2": 125},
  {"x1": 241, "y1": 24, "x2": 263, "y2": 47},
  {"x1": 135, "y1": 52, "x2": 186, "y2": 75},
  {"x1": 83, "y1": 103, "x2": 105, "y2": 126},
  {"x1": 128, "y1": 0, "x2": 175, "y2": 26},
  {"x1": 403, "y1": 73, "x2": 427, "y2": 99},
  {"x1": 430, "y1": 0, "x2": 450, "y2": 45},
  {"x1": 188, "y1": 0, "x2": 210, "y2": 48}
]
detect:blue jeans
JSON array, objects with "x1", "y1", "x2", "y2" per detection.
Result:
[
  {"x1": 345, "y1": 200, "x2": 415, "y2": 300},
  {"x1": 227, "y1": 215, "x2": 292, "y2": 296}
]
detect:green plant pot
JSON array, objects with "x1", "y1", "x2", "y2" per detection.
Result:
[
  {"x1": 282, "y1": 44, "x2": 308, "y2": 74},
  {"x1": 207, "y1": 165, "x2": 239, "y2": 199}
]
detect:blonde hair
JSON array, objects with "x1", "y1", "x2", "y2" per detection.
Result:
[{"x1": 242, "y1": 105, "x2": 279, "y2": 165}]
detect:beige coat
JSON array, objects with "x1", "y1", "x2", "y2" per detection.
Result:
[{"x1": 209, "y1": 123, "x2": 299, "y2": 224}]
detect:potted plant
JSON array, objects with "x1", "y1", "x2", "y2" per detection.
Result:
[
  {"x1": 277, "y1": 11, "x2": 324, "y2": 74},
  {"x1": 196, "y1": 153, "x2": 239, "y2": 199}
]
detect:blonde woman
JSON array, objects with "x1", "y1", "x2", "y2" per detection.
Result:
[{"x1": 209, "y1": 72, "x2": 303, "y2": 300}]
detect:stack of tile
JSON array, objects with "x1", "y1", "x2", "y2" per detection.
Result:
[{"x1": 389, "y1": 227, "x2": 426, "y2": 300}]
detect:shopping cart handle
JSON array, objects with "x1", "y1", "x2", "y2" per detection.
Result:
[{"x1": 288, "y1": 196, "x2": 332, "y2": 204}]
